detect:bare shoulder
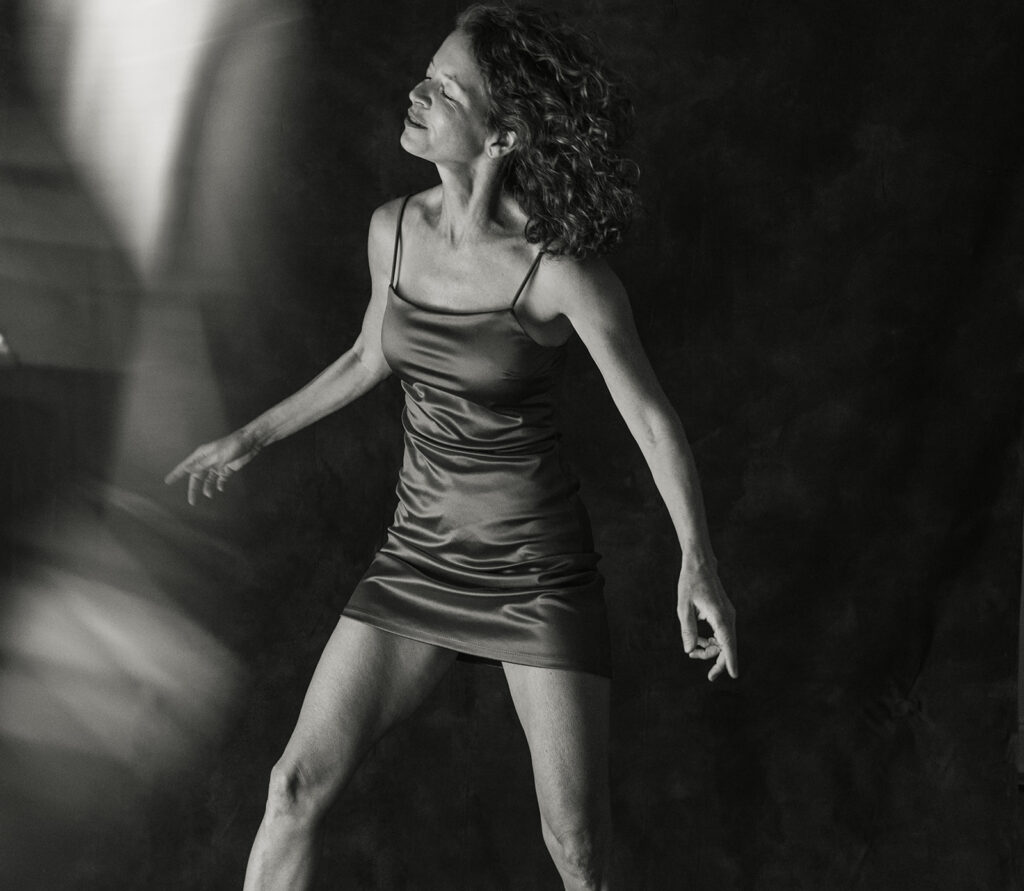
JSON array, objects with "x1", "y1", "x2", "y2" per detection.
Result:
[
  {"x1": 367, "y1": 188, "x2": 438, "y2": 276},
  {"x1": 534, "y1": 252, "x2": 630, "y2": 325},
  {"x1": 367, "y1": 195, "x2": 407, "y2": 254}
]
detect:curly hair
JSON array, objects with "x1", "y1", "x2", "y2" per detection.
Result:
[{"x1": 455, "y1": 3, "x2": 639, "y2": 259}]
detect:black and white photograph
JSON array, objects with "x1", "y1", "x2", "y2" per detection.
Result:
[{"x1": 0, "y1": 0, "x2": 1021, "y2": 888}]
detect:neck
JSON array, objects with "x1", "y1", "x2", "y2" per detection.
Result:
[{"x1": 434, "y1": 158, "x2": 508, "y2": 247}]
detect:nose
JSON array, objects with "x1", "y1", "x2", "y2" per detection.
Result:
[{"x1": 409, "y1": 79, "x2": 430, "y2": 107}]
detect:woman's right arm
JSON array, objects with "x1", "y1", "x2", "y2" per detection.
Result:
[{"x1": 165, "y1": 199, "x2": 401, "y2": 503}]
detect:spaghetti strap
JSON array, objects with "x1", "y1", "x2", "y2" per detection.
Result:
[
  {"x1": 390, "y1": 194, "x2": 412, "y2": 289},
  {"x1": 510, "y1": 248, "x2": 546, "y2": 309}
]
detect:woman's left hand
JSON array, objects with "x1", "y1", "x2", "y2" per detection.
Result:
[{"x1": 677, "y1": 562, "x2": 738, "y2": 682}]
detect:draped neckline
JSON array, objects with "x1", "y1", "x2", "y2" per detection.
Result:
[{"x1": 387, "y1": 284, "x2": 569, "y2": 349}]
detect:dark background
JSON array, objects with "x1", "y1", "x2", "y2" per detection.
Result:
[{"x1": 2, "y1": 0, "x2": 1023, "y2": 888}]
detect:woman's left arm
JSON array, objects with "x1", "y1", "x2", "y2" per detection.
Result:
[{"x1": 550, "y1": 257, "x2": 738, "y2": 681}]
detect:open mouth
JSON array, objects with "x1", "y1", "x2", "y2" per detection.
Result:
[{"x1": 405, "y1": 112, "x2": 426, "y2": 129}]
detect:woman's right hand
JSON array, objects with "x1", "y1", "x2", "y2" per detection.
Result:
[{"x1": 164, "y1": 430, "x2": 262, "y2": 505}]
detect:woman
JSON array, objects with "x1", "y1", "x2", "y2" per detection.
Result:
[{"x1": 167, "y1": 4, "x2": 738, "y2": 888}]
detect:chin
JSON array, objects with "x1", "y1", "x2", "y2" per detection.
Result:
[{"x1": 399, "y1": 127, "x2": 427, "y2": 157}]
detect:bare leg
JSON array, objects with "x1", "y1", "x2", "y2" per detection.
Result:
[
  {"x1": 502, "y1": 663, "x2": 620, "y2": 891},
  {"x1": 242, "y1": 616, "x2": 457, "y2": 890}
]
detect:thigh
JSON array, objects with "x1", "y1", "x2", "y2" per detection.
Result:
[
  {"x1": 502, "y1": 663, "x2": 611, "y2": 828},
  {"x1": 276, "y1": 616, "x2": 458, "y2": 793}
]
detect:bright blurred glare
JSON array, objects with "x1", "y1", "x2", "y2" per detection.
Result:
[
  {"x1": 23, "y1": 0, "x2": 303, "y2": 281},
  {"x1": 0, "y1": 498, "x2": 245, "y2": 784},
  {"x1": 0, "y1": 1, "x2": 303, "y2": 880},
  {"x1": 25, "y1": 0, "x2": 225, "y2": 277}
]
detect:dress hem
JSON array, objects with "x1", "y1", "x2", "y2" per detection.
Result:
[{"x1": 342, "y1": 606, "x2": 612, "y2": 679}]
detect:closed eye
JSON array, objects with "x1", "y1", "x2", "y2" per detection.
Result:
[{"x1": 423, "y1": 75, "x2": 455, "y2": 103}]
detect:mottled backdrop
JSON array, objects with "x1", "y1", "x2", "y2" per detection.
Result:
[{"x1": 1, "y1": 0, "x2": 1022, "y2": 888}]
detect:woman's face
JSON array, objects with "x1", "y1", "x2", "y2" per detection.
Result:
[{"x1": 400, "y1": 30, "x2": 496, "y2": 166}]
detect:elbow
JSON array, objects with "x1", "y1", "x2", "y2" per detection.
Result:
[
  {"x1": 359, "y1": 355, "x2": 392, "y2": 388},
  {"x1": 352, "y1": 339, "x2": 391, "y2": 386},
  {"x1": 634, "y1": 405, "x2": 685, "y2": 451}
]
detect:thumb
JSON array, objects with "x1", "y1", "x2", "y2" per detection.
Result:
[{"x1": 677, "y1": 600, "x2": 699, "y2": 653}]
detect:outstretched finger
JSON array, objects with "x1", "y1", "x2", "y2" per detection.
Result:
[
  {"x1": 202, "y1": 470, "x2": 219, "y2": 499},
  {"x1": 187, "y1": 473, "x2": 201, "y2": 506},
  {"x1": 708, "y1": 650, "x2": 729, "y2": 682},
  {"x1": 677, "y1": 601, "x2": 699, "y2": 654},
  {"x1": 707, "y1": 614, "x2": 739, "y2": 678},
  {"x1": 164, "y1": 460, "x2": 191, "y2": 486}
]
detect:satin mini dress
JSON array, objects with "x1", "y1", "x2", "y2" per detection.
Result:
[{"x1": 342, "y1": 195, "x2": 612, "y2": 677}]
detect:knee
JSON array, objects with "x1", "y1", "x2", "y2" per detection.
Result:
[
  {"x1": 264, "y1": 760, "x2": 335, "y2": 827},
  {"x1": 543, "y1": 820, "x2": 608, "y2": 889}
]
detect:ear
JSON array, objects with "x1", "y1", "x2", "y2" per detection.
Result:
[{"x1": 485, "y1": 128, "x2": 517, "y2": 160}]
